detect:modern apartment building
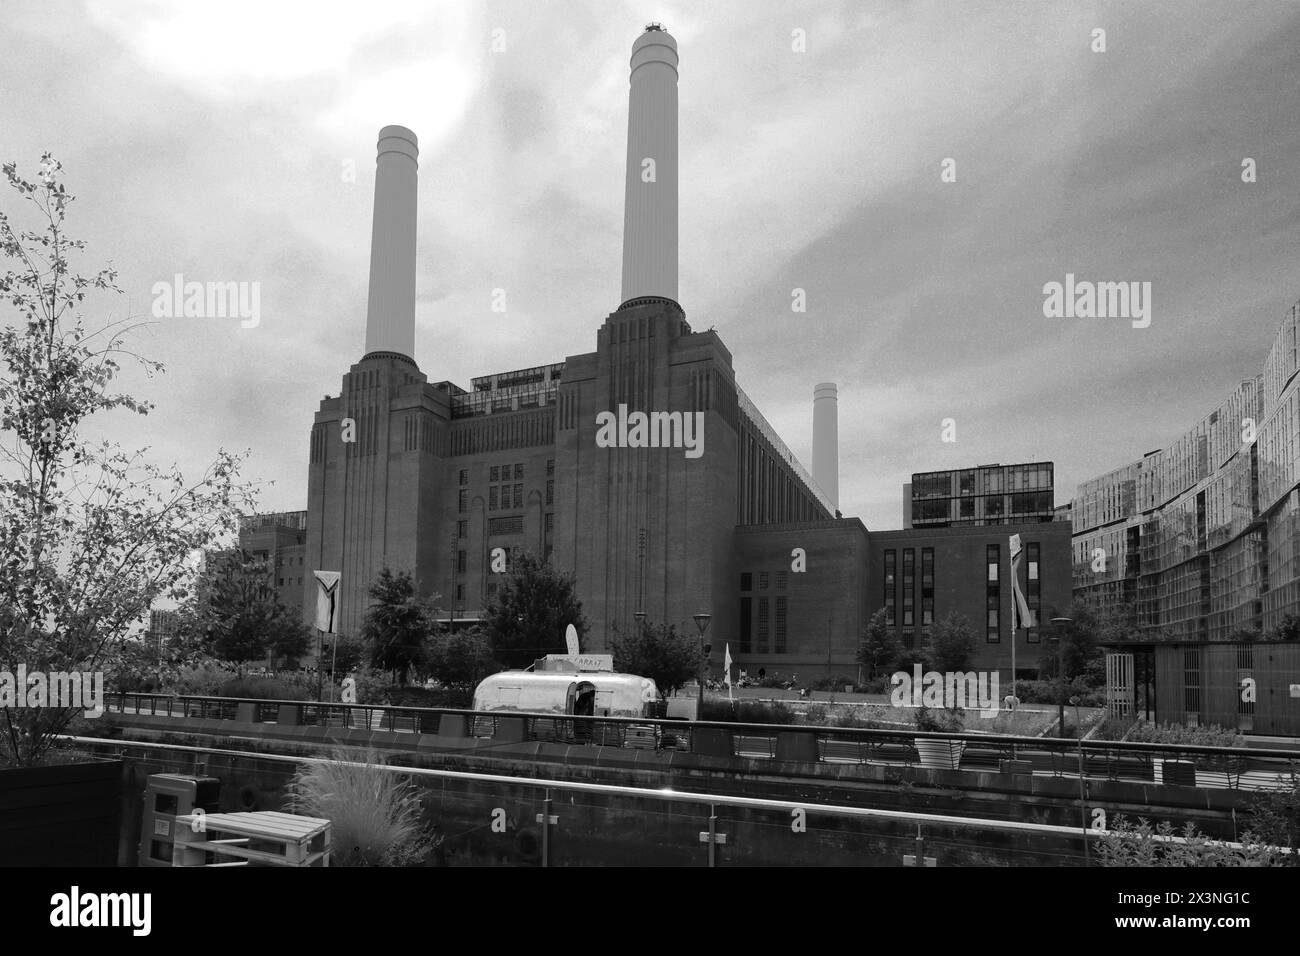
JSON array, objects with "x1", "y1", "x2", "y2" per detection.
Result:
[
  {"x1": 1072, "y1": 298, "x2": 1300, "y2": 734},
  {"x1": 905, "y1": 462, "x2": 1056, "y2": 529}
]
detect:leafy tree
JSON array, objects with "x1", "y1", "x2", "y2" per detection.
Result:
[
  {"x1": 1245, "y1": 767, "x2": 1300, "y2": 864},
  {"x1": 361, "y1": 568, "x2": 437, "y2": 685},
  {"x1": 1269, "y1": 614, "x2": 1300, "y2": 642},
  {"x1": 177, "y1": 550, "x2": 312, "y2": 670},
  {"x1": 609, "y1": 620, "x2": 700, "y2": 697},
  {"x1": 321, "y1": 633, "x2": 364, "y2": 678},
  {"x1": 857, "y1": 607, "x2": 900, "y2": 680},
  {"x1": 926, "y1": 612, "x2": 976, "y2": 673},
  {"x1": 0, "y1": 155, "x2": 252, "y2": 766},
  {"x1": 426, "y1": 626, "x2": 498, "y2": 690},
  {"x1": 481, "y1": 551, "x2": 587, "y2": 669}
]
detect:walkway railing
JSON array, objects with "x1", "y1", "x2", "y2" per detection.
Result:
[{"x1": 102, "y1": 692, "x2": 1300, "y2": 791}]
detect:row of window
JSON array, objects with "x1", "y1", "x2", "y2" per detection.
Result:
[
  {"x1": 882, "y1": 543, "x2": 1042, "y2": 643},
  {"x1": 737, "y1": 595, "x2": 788, "y2": 654},
  {"x1": 739, "y1": 571, "x2": 789, "y2": 591}
]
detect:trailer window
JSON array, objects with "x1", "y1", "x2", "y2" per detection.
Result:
[{"x1": 595, "y1": 690, "x2": 614, "y2": 715}]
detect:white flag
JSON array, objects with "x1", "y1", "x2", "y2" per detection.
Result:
[
  {"x1": 724, "y1": 643, "x2": 733, "y2": 702},
  {"x1": 313, "y1": 571, "x2": 341, "y2": 634},
  {"x1": 1008, "y1": 537, "x2": 1033, "y2": 629}
]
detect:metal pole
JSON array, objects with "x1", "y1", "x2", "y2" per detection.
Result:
[
  {"x1": 541, "y1": 788, "x2": 552, "y2": 868},
  {"x1": 1077, "y1": 739, "x2": 1090, "y2": 864},
  {"x1": 707, "y1": 804, "x2": 717, "y2": 868}
]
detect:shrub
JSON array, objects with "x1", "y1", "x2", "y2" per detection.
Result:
[
  {"x1": 1127, "y1": 721, "x2": 1243, "y2": 747},
  {"x1": 385, "y1": 685, "x2": 473, "y2": 710},
  {"x1": 217, "y1": 676, "x2": 301, "y2": 701},
  {"x1": 1097, "y1": 815, "x2": 1284, "y2": 866},
  {"x1": 701, "y1": 700, "x2": 799, "y2": 725},
  {"x1": 169, "y1": 662, "x2": 239, "y2": 696},
  {"x1": 810, "y1": 676, "x2": 856, "y2": 692},
  {"x1": 856, "y1": 675, "x2": 892, "y2": 695},
  {"x1": 291, "y1": 749, "x2": 432, "y2": 866},
  {"x1": 914, "y1": 705, "x2": 964, "y2": 734}
]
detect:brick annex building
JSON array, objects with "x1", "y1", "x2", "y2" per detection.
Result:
[{"x1": 297, "y1": 26, "x2": 1072, "y2": 680}]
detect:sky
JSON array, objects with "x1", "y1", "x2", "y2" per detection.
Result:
[{"x1": 2, "y1": 0, "x2": 1300, "y2": 532}]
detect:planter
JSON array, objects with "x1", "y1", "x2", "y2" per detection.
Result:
[
  {"x1": 915, "y1": 738, "x2": 965, "y2": 770},
  {"x1": 0, "y1": 758, "x2": 125, "y2": 866}
]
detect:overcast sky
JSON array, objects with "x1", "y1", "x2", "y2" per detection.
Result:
[{"x1": 3, "y1": 0, "x2": 1300, "y2": 531}]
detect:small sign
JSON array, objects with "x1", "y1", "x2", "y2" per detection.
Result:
[
  {"x1": 1289, "y1": 684, "x2": 1300, "y2": 698},
  {"x1": 544, "y1": 653, "x2": 613, "y2": 671},
  {"x1": 154, "y1": 819, "x2": 170, "y2": 837}
]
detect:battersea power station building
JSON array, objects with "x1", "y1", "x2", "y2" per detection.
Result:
[{"x1": 299, "y1": 25, "x2": 1072, "y2": 679}]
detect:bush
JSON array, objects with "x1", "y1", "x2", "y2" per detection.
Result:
[
  {"x1": 1127, "y1": 721, "x2": 1243, "y2": 747},
  {"x1": 1097, "y1": 815, "x2": 1284, "y2": 866},
  {"x1": 385, "y1": 685, "x2": 473, "y2": 710},
  {"x1": 701, "y1": 700, "x2": 798, "y2": 725},
  {"x1": 291, "y1": 749, "x2": 432, "y2": 866},
  {"x1": 757, "y1": 674, "x2": 788, "y2": 689},
  {"x1": 857, "y1": 675, "x2": 892, "y2": 694},
  {"x1": 217, "y1": 676, "x2": 302, "y2": 701},
  {"x1": 914, "y1": 705, "x2": 964, "y2": 734},
  {"x1": 169, "y1": 662, "x2": 239, "y2": 696},
  {"x1": 810, "y1": 676, "x2": 856, "y2": 692},
  {"x1": 1012, "y1": 679, "x2": 1105, "y2": 707}
]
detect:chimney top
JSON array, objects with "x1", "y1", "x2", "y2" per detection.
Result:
[{"x1": 645, "y1": 22, "x2": 665, "y2": 31}]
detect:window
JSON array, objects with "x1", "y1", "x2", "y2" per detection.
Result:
[
  {"x1": 490, "y1": 466, "x2": 499, "y2": 482},
  {"x1": 921, "y1": 547, "x2": 934, "y2": 626},
  {"x1": 740, "y1": 572, "x2": 753, "y2": 592},
  {"x1": 513, "y1": 484, "x2": 523, "y2": 509},
  {"x1": 1027, "y1": 542, "x2": 1040, "y2": 631},
  {"x1": 902, "y1": 549, "x2": 915, "y2": 626},
  {"x1": 546, "y1": 459, "x2": 554, "y2": 476},
  {"x1": 739, "y1": 596, "x2": 752, "y2": 653},
  {"x1": 458, "y1": 489, "x2": 468, "y2": 514},
  {"x1": 902, "y1": 631, "x2": 915, "y2": 650},
  {"x1": 489, "y1": 487, "x2": 498, "y2": 511},
  {"x1": 457, "y1": 550, "x2": 466, "y2": 573},
  {"x1": 986, "y1": 544, "x2": 1000, "y2": 642},
  {"x1": 514, "y1": 463, "x2": 524, "y2": 479},
  {"x1": 545, "y1": 513, "x2": 554, "y2": 533},
  {"x1": 458, "y1": 469, "x2": 468, "y2": 486},
  {"x1": 546, "y1": 480, "x2": 554, "y2": 506},
  {"x1": 456, "y1": 584, "x2": 465, "y2": 601},
  {"x1": 759, "y1": 571, "x2": 770, "y2": 590},
  {"x1": 757, "y1": 597, "x2": 769, "y2": 653},
  {"x1": 489, "y1": 516, "x2": 524, "y2": 535},
  {"x1": 775, "y1": 570, "x2": 788, "y2": 590},
  {"x1": 884, "y1": 550, "x2": 896, "y2": 626},
  {"x1": 775, "y1": 596, "x2": 787, "y2": 653},
  {"x1": 1183, "y1": 647, "x2": 1201, "y2": 726},
  {"x1": 457, "y1": 520, "x2": 467, "y2": 539}
]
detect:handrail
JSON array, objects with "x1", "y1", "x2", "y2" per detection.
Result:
[
  {"x1": 61, "y1": 734, "x2": 1097, "y2": 840},
  {"x1": 102, "y1": 691, "x2": 1300, "y2": 760}
]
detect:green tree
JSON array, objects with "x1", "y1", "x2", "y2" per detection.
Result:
[
  {"x1": 321, "y1": 633, "x2": 364, "y2": 678},
  {"x1": 481, "y1": 552, "x2": 587, "y2": 669},
  {"x1": 857, "y1": 607, "x2": 901, "y2": 680},
  {"x1": 426, "y1": 626, "x2": 498, "y2": 690},
  {"x1": 1269, "y1": 614, "x2": 1300, "y2": 642},
  {"x1": 0, "y1": 155, "x2": 252, "y2": 766},
  {"x1": 609, "y1": 621, "x2": 699, "y2": 697},
  {"x1": 361, "y1": 568, "x2": 437, "y2": 685},
  {"x1": 926, "y1": 612, "x2": 977, "y2": 673},
  {"x1": 178, "y1": 550, "x2": 312, "y2": 670}
]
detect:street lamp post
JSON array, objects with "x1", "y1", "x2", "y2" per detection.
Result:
[
  {"x1": 1050, "y1": 617, "x2": 1073, "y2": 738},
  {"x1": 693, "y1": 613, "x2": 712, "y2": 714}
]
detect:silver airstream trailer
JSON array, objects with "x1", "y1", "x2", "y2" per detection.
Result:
[{"x1": 472, "y1": 671, "x2": 659, "y2": 719}]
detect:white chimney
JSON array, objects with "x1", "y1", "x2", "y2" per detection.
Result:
[
  {"x1": 363, "y1": 125, "x2": 418, "y2": 358},
  {"x1": 813, "y1": 382, "x2": 839, "y2": 511},
  {"x1": 620, "y1": 25, "x2": 678, "y2": 307}
]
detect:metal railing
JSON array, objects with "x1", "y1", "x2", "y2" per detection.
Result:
[{"x1": 102, "y1": 692, "x2": 1300, "y2": 791}]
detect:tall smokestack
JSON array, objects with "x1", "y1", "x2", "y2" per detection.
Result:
[
  {"x1": 620, "y1": 24, "x2": 678, "y2": 307},
  {"x1": 813, "y1": 383, "x2": 840, "y2": 511},
  {"x1": 364, "y1": 125, "x2": 418, "y2": 358}
]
